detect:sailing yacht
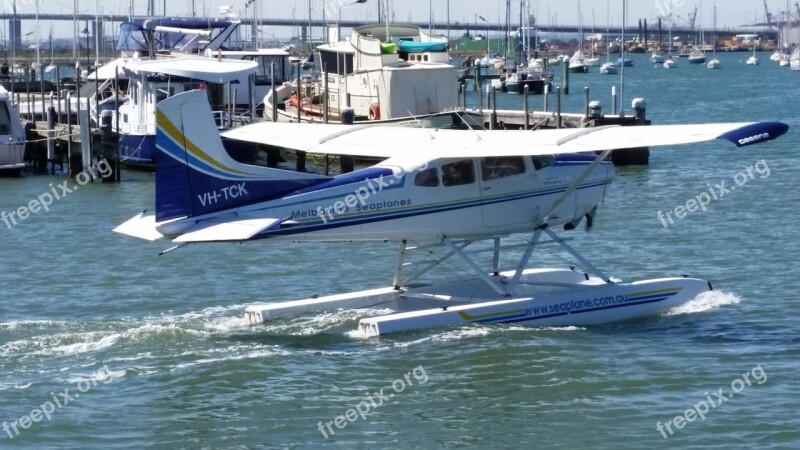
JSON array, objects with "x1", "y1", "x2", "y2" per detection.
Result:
[
  {"x1": 599, "y1": 0, "x2": 617, "y2": 74},
  {"x1": 746, "y1": 41, "x2": 759, "y2": 65},
  {"x1": 707, "y1": 2, "x2": 721, "y2": 69},
  {"x1": 688, "y1": 47, "x2": 706, "y2": 64},
  {"x1": 663, "y1": 14, "x2": 677, "y2": 69},
  {"x1": 569, "y1": 0, "x2": 589, "y2": 73}
]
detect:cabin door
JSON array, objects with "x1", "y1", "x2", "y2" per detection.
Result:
[{"x1": 479, "y1": 156, "x2": 539, "y2": 228}]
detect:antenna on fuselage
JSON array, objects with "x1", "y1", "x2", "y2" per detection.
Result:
[
  {"x1": 405, "y1": 110, "x2": 436, "y2": 140},
  {"x1": 452, "y1": 110, "x2": 482, "y2": 141}
]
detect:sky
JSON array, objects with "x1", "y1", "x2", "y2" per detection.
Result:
[{"x1": 3, "y1": 0, "x2": 779, "y2": 41}]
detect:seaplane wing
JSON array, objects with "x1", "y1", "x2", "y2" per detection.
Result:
[{"x1": 221, "y1": 121, "x2": 788, "y2": 159}]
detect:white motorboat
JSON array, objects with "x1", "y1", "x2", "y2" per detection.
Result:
[
  {"x1": 599, "y1": 61, "x2": 618, "y2": 74},
  {"x1": 0, "y1": 86, "x2": 26, "y2": 175}
]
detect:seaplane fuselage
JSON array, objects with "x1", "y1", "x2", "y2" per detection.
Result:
[{"x1": 156, "y1": 154, "x2": 612, "y2": 242}]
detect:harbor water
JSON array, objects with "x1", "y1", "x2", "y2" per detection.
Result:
[{"x1": 1, "y1": 51, "x2": 799, "y2": 448}]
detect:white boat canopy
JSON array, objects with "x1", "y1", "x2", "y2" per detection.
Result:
[
  {"x1": 86, "y1": 57, "x2": 130, "y2": 80},
  {"x1": 124, "y1": 57, "x2": 258, "y2": 83}
]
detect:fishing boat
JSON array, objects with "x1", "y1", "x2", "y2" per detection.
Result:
[
  {"x1": 265, "y1": 24, "x2": 458, "y2": 123},
  {"x1": 0, "y1": 87, "x2": 26, "y2": 176},
  {"x1": 506, "y1": 60, "x2": 549, "y2": 95},
  {"x1": 117, "y1": 58, "x2": 259, "y2": 170}
]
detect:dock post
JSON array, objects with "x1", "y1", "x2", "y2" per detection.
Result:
[
  {"x1": 296, "y1": 61, "x2": 302, "y2": 123},
  {"x1": 47, "y1": 105, "x2": 56, "y2": 175},
  {"x1": 249, "y1": 73, "x2": 255, "y2": 123},
  {"x1": 55, "y1": 66, "x2": 61, "y2": 125},
  {"x1": 231, "y1": 87, "x2": 237, "y2": 128},
  {"x1": 490, "y1": 86, "x2": 498, "y2": 130},
  {"x1": 562, "y1": 62, "x2": 569, "y2": 95},
  {"x1": 26, "y1": 81, "x2": 33, "y2": 125},
  {"x1": 632, "y1": 98, "x2": 647, "y2": 123},
  {"x1": 523, "y1": 85, "x2": 529, "y2": 130},
  {"x1": 67, "y1": 91, "x2": 74, "y2": 176},
  {"x1": 271, "y1": 62, "x2": 278, "y2": 122},
  {"x1": 340, "y1": 107, "x2": 355, "y2": 173},
  {"x1": 323, "y1": 63, "x2": 329, "y2": 124},
  {"x1": 460, "y1": 83, "x2": 466, "y2": 110},
  {"x1": 612, "y1": 86, "x2": 618, "y2": 116},
  {"x1": 475, "y1": 65, "x2": 481, "y2": 91},
  {"x1": 556, "y1": 86, "x2": 562, "y2": 129},
  {"x1": 584, "y1": 87, "x2": 590, "y2": 120},
  {"x1": 480, "y1": 83, "x2": 486, "y2": 112},
  {"x1": 544, "y1": 84, "x2": 549, "y2": 112},
  {"x1": 94, "y1": 73, "x2": 100, "y2": 129},
  {"x1": 79, "y1": 108, "x2": 91, "y2": 174}
]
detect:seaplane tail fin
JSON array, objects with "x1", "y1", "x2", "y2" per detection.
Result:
[{"x1": 154, "y1": 89, "x2": 330, "y2": 222}]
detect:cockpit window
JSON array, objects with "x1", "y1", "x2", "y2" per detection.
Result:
[
  {"x1": 442, "y1": 160, "x2": 476, "y2": 186},
  {"x1": 481, "y1": 156, "x2": 525, "y2": 180},
  {"x1": 531, "y1": 155, "x2": 555, "y2": 170},
  {"x1": 414, "y1": 167, "x2": 439, "y2": 187}
]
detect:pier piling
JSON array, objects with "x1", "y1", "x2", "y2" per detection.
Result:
[
  {"x1": 556, "y1": 87, "x2": 562, "y2": 129},
  {"x1": 523, "y1": 85, "x2": 529, "y2": 130}
]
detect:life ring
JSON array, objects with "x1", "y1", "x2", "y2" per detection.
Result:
[{"x1": 368, "y1": 103, "x2": 381, "y2": 120}]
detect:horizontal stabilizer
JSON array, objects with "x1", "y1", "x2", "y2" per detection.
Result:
[
  {"x1": 113, "y1": 213, "x2": 164, "y2": 241},
  {"x1": 173, "y1": 218, "x2": 287, "y2": 243}
]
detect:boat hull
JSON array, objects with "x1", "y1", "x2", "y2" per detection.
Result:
[
  {"x1": 119, "y1": 134, "x2": 156, "y2": 171},
  {"x1": 505, "y1": 79, "x2": 547, "y2": 95}
]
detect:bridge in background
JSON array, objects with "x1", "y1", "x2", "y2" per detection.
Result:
[{"x1": 0, "y1": 13, "x2": 775, "y2": 45}]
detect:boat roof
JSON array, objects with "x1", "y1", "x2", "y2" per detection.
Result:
[
  {"x1": 213, "y1": 49, "x2": 291, "y2": 57},
  {"x1": 86, "y1": 57, "x2": 129, "y2": 80},
  {"x1": 124, "y1": 58, "x2": 258, "y2": 83}
]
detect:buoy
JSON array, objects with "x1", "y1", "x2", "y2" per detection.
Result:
[{"x1": 368, "y1": 103, "x2": 381, "y2": 120}]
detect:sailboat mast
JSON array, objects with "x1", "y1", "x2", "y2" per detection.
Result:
[
  {"x1": 620, "y1": 0, "x2": 626, "y2": 116},
  {"x1": 34, "y1": 0, "x2": 40, "y2": 73},
  {"x1": 94, "y1": 0, "x2": 100, "y2": 66}
]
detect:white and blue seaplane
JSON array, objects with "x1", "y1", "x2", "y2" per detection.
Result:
[{"x1": 114, "y1": 90, "x2": 788, "y2": 336}]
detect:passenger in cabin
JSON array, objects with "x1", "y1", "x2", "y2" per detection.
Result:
[{"x1": 442, "y1": 160, "x2": 475, "y2": 186}]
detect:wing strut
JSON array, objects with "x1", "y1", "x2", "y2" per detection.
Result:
[{"x1": 538, "y1": 148, "x2": 614, "y2": 228}]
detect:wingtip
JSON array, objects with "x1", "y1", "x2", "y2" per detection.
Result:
[{"x1": 718, "y1": 122, "x2": 789, "y2": 147}]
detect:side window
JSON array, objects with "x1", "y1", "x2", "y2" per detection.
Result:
[
  {"x1": 442, "y1": 160, "x2": 475, "y2": 187},
  {"x1": 531, "y1": 155, "x2": 555, "y2": 170},
  {"x1": 414, "y1": 167, "x2": 439, "y2": 187},
  {"x1": 481, "y1": 156, "x2": 525, "y2": 180}
]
